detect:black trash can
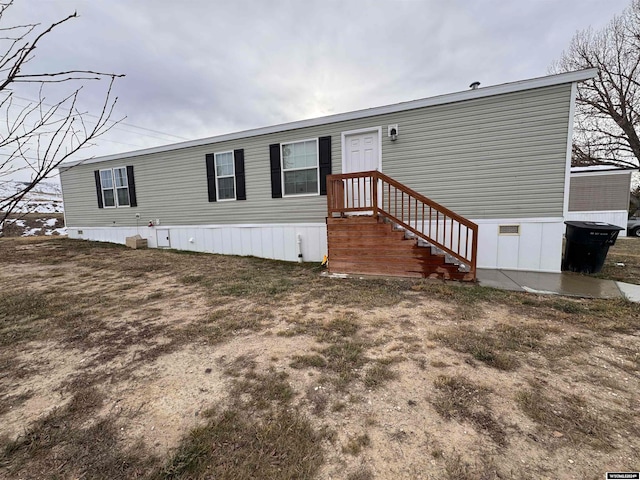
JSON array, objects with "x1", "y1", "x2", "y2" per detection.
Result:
[{"x1": 562, "y1": 221, "x2": 623, "y2": 274}]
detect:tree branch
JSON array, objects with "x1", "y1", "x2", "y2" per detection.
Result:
[{"x1": 0, "y1": 3, "x2": 124, "y2": 233}]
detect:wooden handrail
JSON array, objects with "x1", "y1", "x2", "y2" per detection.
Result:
[{"x1": 327, "y1": 170, "x2": 478, "y2": 279}]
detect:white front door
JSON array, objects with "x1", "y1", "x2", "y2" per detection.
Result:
[
  {"x1": 343, "y1": 130, "x2": 380, "y2": 174},
  {"x1": 342, "y1": 129, "x2": 380, "y2": 210}
]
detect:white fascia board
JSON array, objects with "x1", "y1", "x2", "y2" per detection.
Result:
[
  {"x1": 566, "y1": 209, "x2": 628, "y2": 214},
  {"x1": 570, "y1": 165, "x2": 632, "y2": 172},
  {"x1": 570, "y1": 169, "x2": 633, "y2": 177},
  {"x1": 470, "y1": 217, "x2": 565, "y2": 224},
  {"x1": 62, "y1": 68, "x2": 597, "y2": 168}
]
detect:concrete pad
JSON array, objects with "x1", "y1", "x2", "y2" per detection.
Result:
[
  {"x1": 616, "y1": 281, "x2": 640, "y2": 302},
  {"x1": 476, "y1": 269, "x2": 525, "y2": 291},
  {"x1": 501, "y1": 270, "x2": 623, "y2": 299}
]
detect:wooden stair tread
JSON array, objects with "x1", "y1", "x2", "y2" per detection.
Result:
[
  {"x1": 330, "y1": 252, "x2": 446, "y2": 261},
  {"x1": 326, "y1": 214, "x2": 471, "y2": 280}
]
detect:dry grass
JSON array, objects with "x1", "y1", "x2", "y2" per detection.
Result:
[
  {"x1": 229, "y1": 368, "x2": 294, "y2": 411},
  {"x1": 1, "y1": 237, "x2": 639, "y2": 479},
  {"x1": 431, "y1": 322, "x2": 548, "y2": 371},
  {"x1": 342, "y1": 433, "x2": 371, "y2": 456},
  {"x1": 346, "y1": 465, "x2": 374, "y2": 480},
  {"x1": 159, "y1": 408, "x2": 324, "y2": 480},
  {"x1": 415, "y1": 280, "x2": 640, "y2": 334},
  {"x1": 279, "y1": 312, "x2": 361, "y2": 342},
  {"x1": 594, "y1": 237, "x2": 640, "y2": 284},
  {"x1": 432, "y1": 375, "x2": 507, "y2": 447},
  {"x1": 284, "y1": 313, "x2": 381, "y2": 390},
  {"x1": 320, "y1": 341, "x2": 368, "y2": 389},
  {"x1": 443, "y1": 452, "x2": 499, "y2": 480},
  {"x1": 157, "y1": 366, "x2": 325, "y2": 480},
  {"x1": 305, "y1": 385, "x2": 330, "y2": 415},
  {"x1": 176, "y1": 305, "x2": 274, "y2": 345},
  {"x1": 0, "y1": 388, "x2": 157, "y2": 479},
  {"x1": 516, "y1": 383, "x2": 612, "y2": 451},
  {"x1": 363, "y1": 359, "x2": 399, "y2": 389},
  {"x1": 290, "y1": 354, "x2": 328, "y2": 369}
]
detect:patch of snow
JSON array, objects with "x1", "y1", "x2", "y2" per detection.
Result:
[
  {"x1": 43, "y1": 218, "x2": 58, "y2": 227},
  {"x1": 5, "y1": 218, "x2": 26, "y2": 227},
  {"x1": 0, "y1": 180, "x2": 63, "y2": 213},
  {"x1": 22, "y1": 227, "x2": 42, "y2": 236},
  {"x1": 44, "y1": 227, "x2": 67, "y2": 236}
]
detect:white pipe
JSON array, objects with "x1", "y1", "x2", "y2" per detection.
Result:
[{"x1": 296, "y1": 233, "x2": 303, "y2": 263}]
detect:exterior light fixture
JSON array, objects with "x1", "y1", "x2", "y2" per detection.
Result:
[{"x1": 388, "y1": 124, "x2": 399, "y2": 141}]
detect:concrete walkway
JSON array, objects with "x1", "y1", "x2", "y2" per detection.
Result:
[{"x1": 477, "y1": 268, "x2": 640, "y2": 302}]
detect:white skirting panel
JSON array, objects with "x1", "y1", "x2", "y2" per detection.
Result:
[
  {"x1": 472, "y1": 217, "x2": 565, "y2": 273},
  {"x1": 565, "y1": 210, "x2": 628, "y2": 237},
  {"x1": 68, "y1": 217, "x2": 566, "y2": 272},
  {"x1": 67, "y1": 223, "x2": 328, "y2": 262}
]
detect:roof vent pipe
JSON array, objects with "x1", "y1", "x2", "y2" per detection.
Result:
[{"x1": 469, "y1": 81, "x2": 481, "y2": 90}]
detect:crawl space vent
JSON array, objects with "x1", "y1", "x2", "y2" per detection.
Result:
[{"x1": 499, "y1": 225, "x2": 520, "y2": 235}]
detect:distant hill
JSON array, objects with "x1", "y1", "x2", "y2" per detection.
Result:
[{"x1": 0, "y1": 180, "x2": 63, "y2": 213}]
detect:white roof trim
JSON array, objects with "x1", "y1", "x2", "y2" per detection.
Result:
[
  {"x1": 571, "y1": 165, "x2": 632, "y2": 172},
  {"x1": 571, "y1": 168, "x2": 633, "y2": 177},
  {"x1": 62, "y1": 68, "x2": 597, "y2": 168}
]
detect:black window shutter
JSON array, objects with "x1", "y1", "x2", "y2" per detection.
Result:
[
  {"x1": 234, "y1": 149, "x2": 246, "y2": 201},
  {"x1": 269, "y1": 143, "x2": 282, "y2": 198},
  {"x1": 126, "y1": 165, "x2": 137, "y2": 207},
  {"x1": 206, "y1": 153, "x2": 217, "y2": 202},
  {"x1": 318, "y1": 136, "x2": 332, "y2": 195},
  {"x1": 94, "y1": 170, "x2": 103, "y2": 209}
]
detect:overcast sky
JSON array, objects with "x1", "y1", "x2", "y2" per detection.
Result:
[{"x1": 0, "y1": 0, "x2": 632, "y2": 182}]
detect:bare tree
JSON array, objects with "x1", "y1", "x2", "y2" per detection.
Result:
[
  {"x1": 553, "y1": 1, "x2": 640, "y2": 169},
  {"x1": 0, "y1": 1, "x2": 123, "y2": 234},
  {"x1": 630, "y1": 186, "x2": 640, "y2": 215}
]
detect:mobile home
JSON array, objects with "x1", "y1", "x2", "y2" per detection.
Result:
[{"x1": 60, "y1": 69, "x2": 596, "y2": 279}]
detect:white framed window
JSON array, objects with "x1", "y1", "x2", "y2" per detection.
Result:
[
  {"x1": 100, "y1": 167, "x2": 130, "y2": 208},
  {"x1": 281, "y1": 139, "x2": 319, "y2": 196},
  {"x1": 214, "y1": 151, "x2": 235, "y2": 201}
]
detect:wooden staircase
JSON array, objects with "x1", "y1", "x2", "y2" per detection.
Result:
[
  {"x1": 327, "y1": 216, "x2": 473, "y2": 280},
  {"x1": 326, "y1": 171, "x2": 478, "y2": 281}
]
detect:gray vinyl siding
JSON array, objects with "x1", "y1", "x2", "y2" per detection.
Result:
[
  {"x1": 569, "y1": 173, "x2": 631, "y2": 211},
  {"x1": 60, "y1": 83, "x2": 572, "y2": 227},
  {"x1": 382, "y1": 85, "x2": 571, "y2": 218}
]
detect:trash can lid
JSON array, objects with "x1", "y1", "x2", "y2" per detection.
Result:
[{"x1": 564, "y1": 220, "x2": 623, "y2": 231}]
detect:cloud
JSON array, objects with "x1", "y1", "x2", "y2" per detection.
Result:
[{"x1": 0, "y1": 0, "x2": 632, "y2": 181}]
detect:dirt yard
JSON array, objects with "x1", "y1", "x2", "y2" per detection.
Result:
[
  {"x1": 0, "y1": 237, "x2": 638, "y2": 480},
  {"x1": 596, "y1": 237, "x2": 640, "y2": 285}
]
